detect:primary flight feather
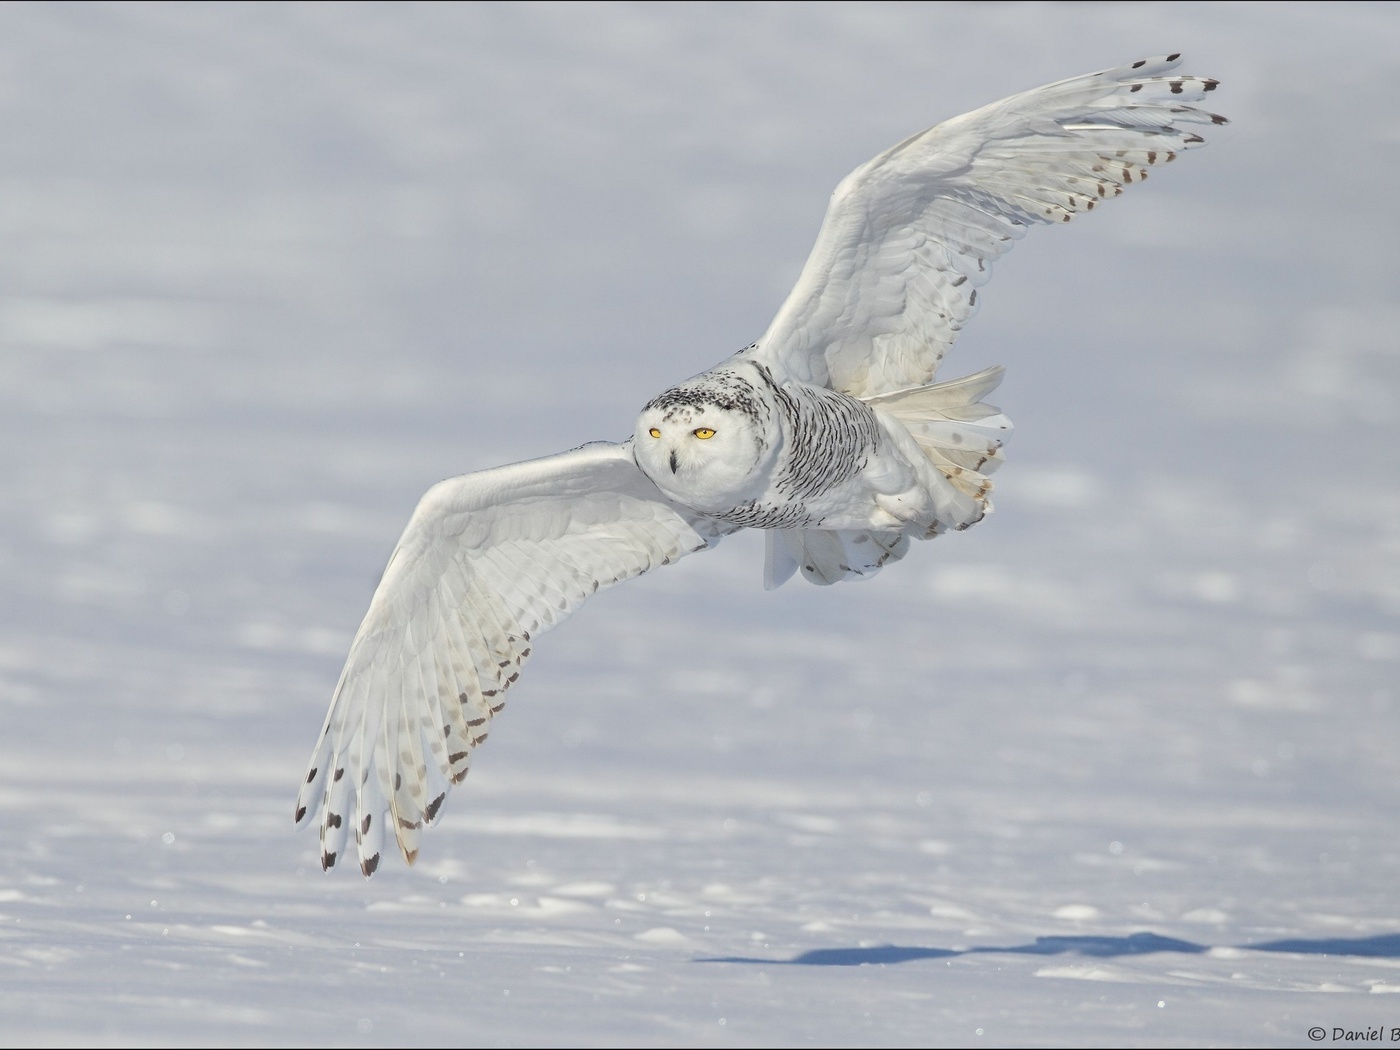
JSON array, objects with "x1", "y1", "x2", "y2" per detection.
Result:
[{"x1": 296, "y1": 54, "x2": 1225, "y2": 876}]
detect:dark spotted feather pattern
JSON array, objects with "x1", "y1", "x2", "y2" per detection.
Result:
[{"x1": 754, "y1": 54, "x2": 1225, "y2": 398}]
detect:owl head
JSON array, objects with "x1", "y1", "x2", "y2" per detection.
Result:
[{"x1": 633, "y1": 369, "x2": 777, "y2": 511}]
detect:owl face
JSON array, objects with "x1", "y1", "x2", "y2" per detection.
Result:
[{"x1": 633, "y1": 397, "x2": 772, "y2": 511}]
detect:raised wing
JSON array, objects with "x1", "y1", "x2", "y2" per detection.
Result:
[
  {"x1": 295, "y1": 441, "x2": 724, "y2": 875},
  {"x1": 753, "y1": 54, "x2": 1225, "y2": 398}
]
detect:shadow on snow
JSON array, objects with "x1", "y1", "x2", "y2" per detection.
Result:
[{"x1": 699, "y1": 932, "x2": 1400, "y2": 967}]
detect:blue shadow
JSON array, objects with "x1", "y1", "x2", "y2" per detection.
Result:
[
  {"x1": 700, "y1": 931, "x2": 1400, "y2": 967},
  {"x1": 1251, "y1": 934, "x2": 1400, "y2": 958}
]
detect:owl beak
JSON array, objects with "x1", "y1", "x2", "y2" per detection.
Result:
[{"x1": 668, "y1": 450, "x2": 679, "y2": 474}]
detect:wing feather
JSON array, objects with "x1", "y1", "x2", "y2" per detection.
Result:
[
  {"x1": 753, "y1": 54, "x2": 1224, "y2": 397},
  {"x1": 295, "y1": 441, "x2": 723, "y2": 874}
]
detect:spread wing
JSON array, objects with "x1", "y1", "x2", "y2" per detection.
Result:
[
  {"x1": 752, "y1": 54, "x2": 1225, "y2": 398},
  {"x1": 294, "y1": 441, "x2": 724, "y2": 876}
]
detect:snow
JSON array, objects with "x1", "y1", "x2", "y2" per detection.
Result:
[{"x1": 2, "y1": 3, "x2": 1399, "y2": 1045}]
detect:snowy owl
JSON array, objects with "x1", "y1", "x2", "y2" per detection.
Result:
[{"x1": 297, "y1": 55, "x2": 1224, "y2": 875}]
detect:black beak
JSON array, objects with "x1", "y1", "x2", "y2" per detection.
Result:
[{"x1": 669, "y1": 451, "x2": 679, "y2": 474}]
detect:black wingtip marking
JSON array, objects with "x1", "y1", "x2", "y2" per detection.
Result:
[
  {"x1": 322, "y1": 851, "x2": 337, "y2": 870},
  {"x1": 361, "y1": 813, "x2": 372, "y2": 835},
  {"x1": 1166, "y1": 52, "x2": 1181, "y2": 62},
  {"x1": 326, "y1": 811, "x2": 342, "y2": 829},
  {"x1": 295, "y1": 805, "x2": 306, "y2": 823},
  {"x1": 360, "y1": 853, "x2": 380, "y2": 877},
  {"x1": 426, "y1": 793, "x2": 446, "y2": 822},
  {"x1": 333, "y1": 767, "x2": 344, "y2": 782},
  {"x1": 305, "y1": 767, "x2": 317, "y2": 784},
  {"x1": 1132, "y1": 59, "x2": 1147, "y2": 69}
]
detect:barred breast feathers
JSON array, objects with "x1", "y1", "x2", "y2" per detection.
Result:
[
  {"x1": 755, "y1": 364, "x2": 880, "y2": 501},
  {"x1": 713, "y1": 364, "x2": 883, "y2": 529}
]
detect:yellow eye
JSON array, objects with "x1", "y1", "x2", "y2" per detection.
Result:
[
  {"x1": 693, "y1": 427, "x2": 716, "y2": 440},
  {"x1": 648, "y1": 427, "x2": 661, "y2": 438}
]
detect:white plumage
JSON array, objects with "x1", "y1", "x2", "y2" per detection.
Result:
[{"x1": 296, "y1": 54, "x2": 1225, "y2": 875}]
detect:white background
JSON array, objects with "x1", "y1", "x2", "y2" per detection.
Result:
[{"x1": 1, "y1": 3, "x2": 1398, "y2": 1045}]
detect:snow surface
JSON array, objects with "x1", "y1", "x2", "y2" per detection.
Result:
[{"x1": 2, "y1": 3, "x2": 1399, "y2": 1046}]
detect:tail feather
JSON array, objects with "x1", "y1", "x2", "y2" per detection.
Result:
[
  {"x1": 867, "y1": 365, "x2": 1006, "y2": 413},
  {"x1": 867, "y1": 364, "x2": 1012, "y2": 507}
]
